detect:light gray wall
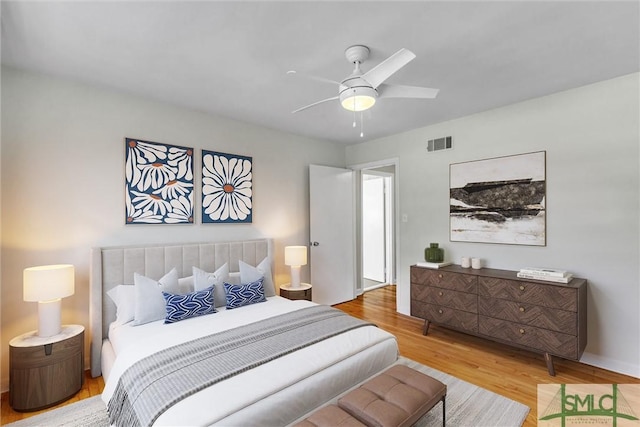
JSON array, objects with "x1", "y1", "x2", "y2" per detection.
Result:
[
  {"x1": 346, "y1": 73, "x2": 640, "y2": 377},
  {"x1": 0, "y1": 66, "x2": 345, "y2": 391}
]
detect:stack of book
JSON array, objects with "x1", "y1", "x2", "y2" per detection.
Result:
[
  {"x1": 416, "y1": 261, "x2": 452, "y2": 269},
  {"x1": 517, "y1": 267, "x2": 573, "y2": 283}
]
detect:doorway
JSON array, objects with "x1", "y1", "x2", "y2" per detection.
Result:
[{"x1": 361, "y1": 165, "x2": 395, "y2": 292}]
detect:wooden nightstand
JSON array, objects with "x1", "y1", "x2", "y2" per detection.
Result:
[
  {"x1": 9, "y1": 324, "x2": 84, "y2": 412},
  {"x1": 280, "y1": 283, "x2": 312, "y2": 301}
]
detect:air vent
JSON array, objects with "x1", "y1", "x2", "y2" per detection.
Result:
[{"x1": 427, "y1": 136, "x2": 452, "y2": 152}]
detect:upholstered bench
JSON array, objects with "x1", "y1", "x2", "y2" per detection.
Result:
[
  {"x1": 295, "y1": 405, "x2": 367, "y2": 427},
  {"x1": 295, "y1": 365, "x2": 447, "y2": 427}
]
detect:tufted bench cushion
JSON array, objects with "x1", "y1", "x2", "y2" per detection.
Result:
[
  {"x1": 337, "y1": 365, "x2": 447, "y2": 427},
  {"x1": 294, "y1": 404, "x2": 367, "y2": 427}
]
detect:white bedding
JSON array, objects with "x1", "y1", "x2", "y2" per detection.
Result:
[{"x1": 102, "y1": 296, "x2": 398, "y2": 426}]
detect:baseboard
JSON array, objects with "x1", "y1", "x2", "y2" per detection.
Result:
[{"x1": 579, "y1": 353, "x2": 640, "y2": 379}]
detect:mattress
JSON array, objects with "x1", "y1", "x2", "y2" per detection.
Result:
[{"x1": 102, "y1": 296, "x2": 398, "y2": 426}]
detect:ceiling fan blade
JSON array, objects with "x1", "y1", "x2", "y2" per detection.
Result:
[
  {"x1": 287, "y1": 70, "x2": 340, "y2": 86},
  {"x1": 292, "y1": 96, "x2": 339, "y2": 113},
  {"x1": 362, "y1": 48, "x2": 416, "y2": 89},
  {"x1": 378, "y1": 83, "x2": 439, "y2": 99}
]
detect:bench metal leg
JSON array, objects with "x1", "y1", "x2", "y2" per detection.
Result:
[{"x1": 442, "y1": 395, "x2": 446, "y2": 427}]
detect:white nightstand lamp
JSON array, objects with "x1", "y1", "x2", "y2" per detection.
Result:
[
  {"x1": 285, "y1": 246, "x2": 307, "y2": 289},
  {"x1": 23, "y1": 264, "x2": 75, "y2": 338}
]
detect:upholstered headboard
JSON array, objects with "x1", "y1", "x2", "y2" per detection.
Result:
[{"x1": 89, "y1": 239, "x2": 273, "y2": 377}]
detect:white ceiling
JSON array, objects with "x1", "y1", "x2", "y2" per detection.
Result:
[{"x1": 2, "y1": 1, "x2": 638, "y2": 145}]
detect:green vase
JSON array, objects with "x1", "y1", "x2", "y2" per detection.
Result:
[{"x1": 425, "y1": 243, "x2": 444, "y2": 263}]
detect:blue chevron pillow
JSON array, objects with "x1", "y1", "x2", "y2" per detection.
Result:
[
  {"x1": 224, "y1": 278, "x2": 266, "y2": 310},
  {"x1": 162, "y1": 285, "x2": 217, "y2": 324}
]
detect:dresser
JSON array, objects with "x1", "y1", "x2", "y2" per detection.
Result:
[{"x1": 410, "y1": 265, "x2": 587, "y2": 376}]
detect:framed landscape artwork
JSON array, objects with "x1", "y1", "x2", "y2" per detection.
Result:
[
  {"x1": 202, "y1": 150, "x2": 253, "y2": 223},
  {"x1": 449, "y1": 151, "x2": 546, "y2": 246},
  {"x1": 125, "y1": 138, "x2": 194, "y2": 224}
]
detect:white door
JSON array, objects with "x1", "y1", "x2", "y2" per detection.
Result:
[
  {"x1": 362, "y1": 175, "x2": 386, "y2": 282},
  {"x1": 309, "y1": 164, "x2": 355, "y2": 306}
]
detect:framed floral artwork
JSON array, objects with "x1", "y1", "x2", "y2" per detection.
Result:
[
  {"x1": 201, "y1": 150, "x2": 253, "y2": 223},
  {"x1": 125, "y1": 138, "x2": 194, "y2": 224},
  {"x1": 450, "y1": 151, "x2": 546, "y2": 245}
]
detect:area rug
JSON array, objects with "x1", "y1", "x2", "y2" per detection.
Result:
[
  {"x1": 5, "y1": 395, "x2": 108, "y2": 427},
  {"x1": 298, "y1": 356, "x2": 530, "y2": 427},
  {"x1": 6, "y1": 357, "x2": 529, "y2": 427},
  {"x1": 398, "y1": 357, "x2": 530, "y2": 426}
]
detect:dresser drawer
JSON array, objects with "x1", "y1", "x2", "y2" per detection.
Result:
[
  {"x1": 479, "y1": 316, "x2": 577, "y2": 359},
  {"x1": 412, "y1": 284, "x2": 477, "y2": 313},
  {"x1": 478, "y1": 277, "x2": 577, "y2": 311},
  {"x1": 10, "y1": 333, "x2": 83, "y2": 369},
  {"x1": 411, "y1": 301, "x2": 478, "y2": 334},
  {"x1": 411, "y1": 267, "x2": 477, "y2": 293},
  {"x1": 478, "y1": 297, "x2": 576, "y2": 335}
]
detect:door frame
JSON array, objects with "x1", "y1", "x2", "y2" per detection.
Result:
[
  {"x1": 361, "y1": 170, "x2": 393, "y2": 289},
  {"x1": 348, "y1": 158, "x2": 399, "y2": 298}
]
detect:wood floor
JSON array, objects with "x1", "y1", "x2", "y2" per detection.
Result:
[
  {"x1": 2, "y1": 285, "x2": 638, "y2": 426},
  {"x1": 336, "y1": 286, "x2": 640, "y2": 427},
  {"x1": 1, "y1": 371, "x2": 104, "y2": 424}
]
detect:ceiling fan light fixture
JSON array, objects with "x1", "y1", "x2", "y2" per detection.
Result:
[
  {"x1": 290, "y1": 45, "x2": 438, "y2": 117},
  {"x1": 340, "y1": 86, "x2": 377, "y2": 112}
]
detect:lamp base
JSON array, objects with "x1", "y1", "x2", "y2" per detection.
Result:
[
  {"x1": 290, "y1": 266, "x2": 302, "y2": 288},
  {"x1": 37, "y1": 299, "x2": 62, "y2": 337}
]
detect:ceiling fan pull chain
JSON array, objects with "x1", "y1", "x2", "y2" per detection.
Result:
[
  {"x1": 360, "y1": 112, "x2": 364, "y2": 138},
  {"x1": 352, "y1": 90, "x2": 357, "y2": 127}
]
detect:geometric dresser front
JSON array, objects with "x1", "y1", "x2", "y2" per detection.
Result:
[{"x1": 411, "y1": 265, "x2": 587, "y2": 376}]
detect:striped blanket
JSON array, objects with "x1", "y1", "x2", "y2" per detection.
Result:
[{"x1": 107, "y1": 305, "x2": 374, "y2": 427}]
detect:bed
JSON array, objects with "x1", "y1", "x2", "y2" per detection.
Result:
[{"x1": 90, "y1": 239, "x2": 399, "y2": 426}]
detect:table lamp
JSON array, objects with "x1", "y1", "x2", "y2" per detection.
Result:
[
  {"x1": 23, "y1": 264, "x2": 75, "y2": 337},
  {"x1": 285, "y1": 246, "x2": 307, "y2": 289}
]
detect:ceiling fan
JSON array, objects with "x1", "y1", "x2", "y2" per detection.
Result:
[{"x1": 288, "y1": 45, "x2": 439, "y2": 114}]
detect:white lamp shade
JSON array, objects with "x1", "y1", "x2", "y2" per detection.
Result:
[
  {"x1": 285, "y1": 246, "x2": 307, "y2": 267},
  {"x1": 24, "y1": 264, "x2": 75, "y2": 302}
]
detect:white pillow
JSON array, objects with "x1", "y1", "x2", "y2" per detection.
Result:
[
  {"x1": 227, "y1": 272, "x2": 241, "y2": 286},
  {"x1": 178, "y1": 275, "x2": 194, "y2": 294},
  {"x1": 133, "y1": 268, "x2": 179, "y2": 326},
  {"x1": 106, "y1": 285, "x2": 135, "y2": 325},
  {"x1": 239, "y1": 258, "x2": 275, "y2": 297},
  {"x1": 193, "y1": 263, "x2": 229, "y2": 308}
]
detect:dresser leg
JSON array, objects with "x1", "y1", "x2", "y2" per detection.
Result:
[
  {"x1": 423, "y1": 320, "x2": 431, "y2": 335},
  {"x1": 544, "y1": 353, "x2": 556, "y2": 376}
]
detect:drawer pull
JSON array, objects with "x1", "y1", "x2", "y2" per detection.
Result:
[
  {"x1": 438, "y1": 291, "x2": 443, "y2": 296},
  {"x1": 519, "y1": 307, "x2": 525, "y2": 312},
  {"x1": 438, "y1": 309, "x2": 443, "y2": 314},
  {"x1": 519, "y1": 285, "x2": 525, "y2": 291},
  {"x1": 519, "y1": 328, "x2": 525, "y2": 334},
  {"x1": 438, "y1": 274, "x2": 443, "y2": 279}
]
